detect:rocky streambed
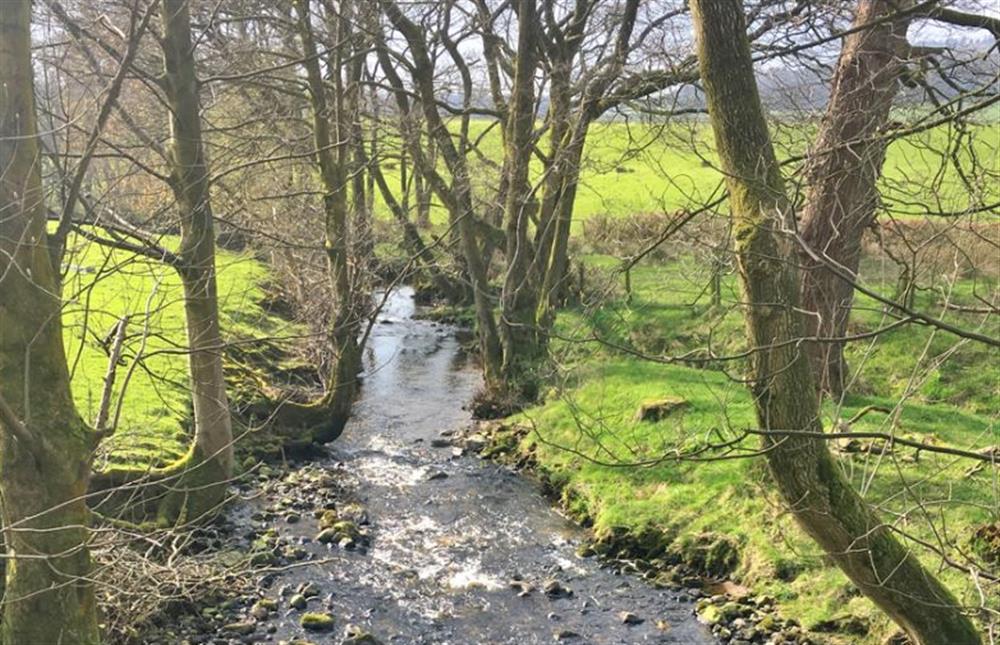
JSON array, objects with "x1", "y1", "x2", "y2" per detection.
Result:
[{"x1": 148, "y1": 287, "x2": 723, "y2": 644}]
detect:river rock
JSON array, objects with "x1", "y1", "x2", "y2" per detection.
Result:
[
  {"x1": 619, "y1": 611, "x2": 644, "y2": 625},
  {"x1": 318, "y1": 510, "x2": 339, "y2": 529},
  {"x1": 289, "y1": 594, "x2": 308, "y2": 610},
  {"x1": 299, "y1": 582, "x2": 321, "y2": 598},
  {"x1": 719, "y1": 601, "x2": 746, "y2": 621},
  {"x1": 282, "y1": 545, "x2": 307, "y2": 561},
  {"x1": 221, "y1": 622, "x2": 255, "y2": 636},
  {"x1": 542, "y1": 579, "x2": 573, "y2": 598},
  {"x1": 343, "y1": 623, "x2": 381, "y2": 644},
  {"x1": 698, "y1": 604, "x2": 722, "y2": 625},
  {"x1": 463, "y1": 433, "x2": 488, "y2": 452},
  {"x1": 553, "y1": 629, "x2": 581, "y2": 641}
]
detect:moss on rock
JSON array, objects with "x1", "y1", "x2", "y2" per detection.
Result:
[{"x1": 300, "y1": 612, "x2": 335, "y2": 632}]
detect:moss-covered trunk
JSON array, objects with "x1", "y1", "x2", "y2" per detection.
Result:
[
  {"x1": 0, "y1": 2, "x2": 100, "y2": 640},
  {"x1": 690, "y1": 1, "x2": 981, "y2": 643},
  {"x1": 159, "y1": 0, "x2": 234, "y2": 521},
  {"x1": 798, "y1": 0, "x2": 912, "y2": 397}
]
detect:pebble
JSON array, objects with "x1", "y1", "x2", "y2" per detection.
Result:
[
  {"x1": 221, "y1": 622, "x2": 255, "y2": 636},
  {"x1": 553, "y1": 629, "x2": 581, "y2": 641},
  {"x1": 298, "y1": 582, "x2": 320, "y2": 598},
  {"x1": 542, "y1": 579, "x2": 573, "y2": 599},
  {"x1": 619, "y1": 611, "x2": 643, "y2": 625}
]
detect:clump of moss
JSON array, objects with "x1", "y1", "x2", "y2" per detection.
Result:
[
  {"x1": 671, "y1": 532, "x2": 740, "y2": 578},
  {"x1": 300, "y1": 612, "x2": 335, "y2": 632}
]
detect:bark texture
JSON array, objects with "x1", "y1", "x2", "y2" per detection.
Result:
[
  {"x1": 159, "y1": 0, "x2": 234, "y2": 521},
  {"x1": 798, "y1": 0, "x2": 913, "y2": 397},
  {"x1": 690, "y1": 1, "x2": 981, "y2": 643},
  {"x1": 0, "y1": 2, "x2": 100, "y2": 641}
]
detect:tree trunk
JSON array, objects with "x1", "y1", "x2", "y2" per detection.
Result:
[
  {"x1": 294, "y1": 0, "x2": 362, "y2": 439},
  {"x1": 0, "y1": 2, "x2": 100, "y2": 640},
  {"x1": 347, "y1": 3, "x2": 373, "y2": 267},
  {"x1": 798, "y1": 0, "x2": 912, "y2": 398},
  {"x1": 532, "y1": 66, "x2": 583, "y2": 344},
  {"x1": 159, "y1": 0, "x2": 234, "y2": 521},
  {"x1": 690, "y1": 2, "x2": 981, "y2": 643},
  {"x1": 415, "y1": 138, "x2": 433, "y2": 229},
  {"x1": 537, "y1": 127, "x2": 587, "y2": 322},
  {"x1": 499, "y1": 0, "x2": 542, "y2": 395}
]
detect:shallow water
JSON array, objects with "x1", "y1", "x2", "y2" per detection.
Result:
[{"x1": 239, "y1": 286, "x2": 714, "y2": 645}]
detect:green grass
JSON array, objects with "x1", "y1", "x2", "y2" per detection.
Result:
[
  {"x1": 60, "y1": 232, "x2": 288, "y2": 469},
  {"x1": 372, "y1": 118, "x2": 999, "y2": 230},
  {"x1": 507, "y1": 254, "x2": 999, "y2": 643}
]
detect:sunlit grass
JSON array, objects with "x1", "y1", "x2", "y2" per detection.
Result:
[
  {"x1": 61, "y1": 232, "x2": 280, "y2": 469},
  {"x1": 512, "y1": 254, "x2": 998, "y2": 642}
]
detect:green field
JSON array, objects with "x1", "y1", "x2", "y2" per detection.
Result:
[{"x1": 373, "y1": 118, "x2": 1000, "y2": 230}]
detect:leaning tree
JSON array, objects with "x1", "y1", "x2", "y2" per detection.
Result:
[{"x1": 689, "y1": 0, "x2": 982, "y2": 642}]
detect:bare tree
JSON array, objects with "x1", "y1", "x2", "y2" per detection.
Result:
[{"x1": 276, "y1": 0, "x2": 366, "y2": 440}]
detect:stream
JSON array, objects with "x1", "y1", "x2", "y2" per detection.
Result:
[{"x1": 220, "y1": 287, "x2": 715, "y2": 644}]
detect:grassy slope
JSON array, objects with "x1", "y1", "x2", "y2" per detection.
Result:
[
  {"x1": 61, "y1": 233, "x2": 286, "y2": 470},
  {"x1": 508, "y1": 255, "x2": 998, "y2": 642}
]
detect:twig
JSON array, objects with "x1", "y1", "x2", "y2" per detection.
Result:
[
  {"x1": 745, "y1": 428, "x2": 997, "y2": 464},
  {"x1": 94, "y1": 316, "x2": 130, "y2": 439}
]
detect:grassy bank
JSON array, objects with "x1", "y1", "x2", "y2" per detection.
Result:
[
  {"x1": 61, "y1": 232, "x2": 295, "y2": 470},
  {"x1": 491, "y1": 253, "x2": 998, "y2": 643}
]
